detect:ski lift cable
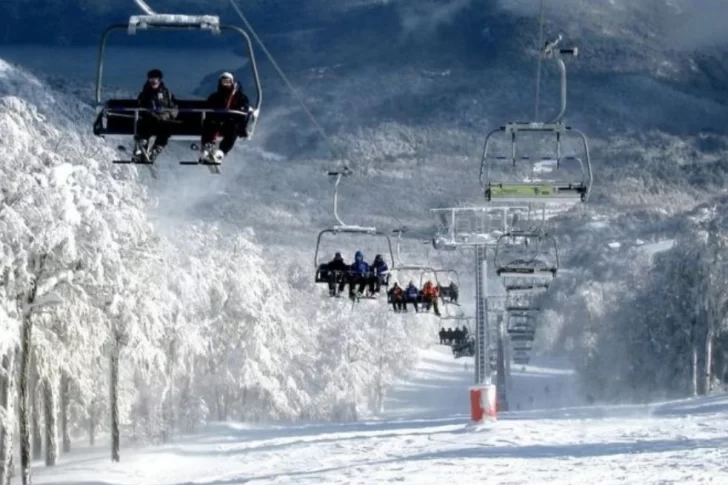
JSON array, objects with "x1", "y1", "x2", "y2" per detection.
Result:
[
  {"x1": 228, "y1": 0, "x2": 348, "y2": 170},
  {"x1": 131, "y1": 0, "x2": 349, "y2": 171},
  {"x1": 133, "y1": 0, "x2": 155, "y2": 15},
  {"x1": 533, "y1": 0, "x2": 546, "y2": 122}
]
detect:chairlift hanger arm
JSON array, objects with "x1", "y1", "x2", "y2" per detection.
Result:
[
  {"x1": 540, "y1": 34, "x2": 578, "y2": 124},
  {"x1": 571, "y1": 129, "x2": 593, "y2": 202},
  {"x1": 392, "y1": 227, "x2": 407, "y2": 267},
  {"x1": 479, "y1": 127, "x2": 504, "y2": 186}
]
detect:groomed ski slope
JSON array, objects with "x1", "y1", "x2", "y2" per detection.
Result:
[{"x1": 23, "y1": 346, "x2": 728, "y2": 485}]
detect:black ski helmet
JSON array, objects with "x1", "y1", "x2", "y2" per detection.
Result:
[{"x1": 147, "y1": 68, "x2": 163, "y2": 79}]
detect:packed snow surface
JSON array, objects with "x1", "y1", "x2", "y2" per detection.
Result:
[{"x1": 24, "y1": 346, "x2": 728, "y2": 484}]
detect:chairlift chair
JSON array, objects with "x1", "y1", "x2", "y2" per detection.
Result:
[
  {"x1": 508, "y1": 329, "x2": 536, "y2": 340},
  {"x1": 504, "y1": 282, "x2": 550, "y2": 294},
  {"x1": 479, "y1": 35, "x2": 593, "y2": 203},
  {"x1": 507, "y1": 319, "x2": 536, "y2": 332},
  {"x1": 430, "y1": 206, "x2": 525, "y2": 250},
  {"x1": 314, "y1": 170, "x2": 395, "y2": 299},
  {"x1": 386, "y1": 227, "x2": 447, "y2": 310},
  {"x1": 513, "y1": 353, "x2": 531, "y2": 365},
  {"x1": 432, "y1": 269, "x2": 460, "y2": 305},
  {"x1": 512, "y1": 343, "x2": 534, "y2": 354},
  {"x1": 506, "y1": 289, "x2": 542, "y2": 312},
  {"x1": 438, "y1": 314, "x2": 472, "y2": 330},
  {"x1": 507, "y1": 313, "x2": 536, "y2": 337},
  {"x1": 417, "y1": 240, "x2": 461, "y2": 305},
  {"x1": 439, "y1": 316, "x2": 474, "y2": 358},
  {"x1": 506, "y1": 304, "x2": 541, "y2": 313},
  {"x1": 92, "y1": 14, "x2": 262, "y2": 168},
  {"x1": 494, "y1": 231, "x2": 559, "y2": 278}
]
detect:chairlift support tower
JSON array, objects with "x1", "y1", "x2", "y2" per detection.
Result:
[{"x1": 429, "y1": 207, "x2": 518, "y2": 388}]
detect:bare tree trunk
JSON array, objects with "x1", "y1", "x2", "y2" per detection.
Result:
[
  {"x1": 110, "y1": 347, "x2": 120, "y2": 462},
  {"x1": 19, "y1": 315, "x2": 34, "y2": 485},
  {"x1": 0, "y1": 351, "x2": 17, "y2": 485},
  {"x1": 703, "y1": 325, "x2": 714, "y2": 395},
  {"x1": 214, "y1": 386, "x2": 225, "y2": 421},
  {"x1": 88, "y1": 399, "x2": 96, "y2": 447},
  {"x1": 375, "y1": 320, "x2": 386, "y2": 414},
  {"x1": 164, "y1": 340, "x2": 176, "y2": 443},
  {"x1": 31, "y1": 365, "x2": 42, "y2": 460},
  {"x1": 43, "y1": 377, "x2": 58, "y2": 466},
  {"x1": 0, "y1": 356, "x2": 6, "y2": 485},
  {"x1": 60, "y1": 373, "x2": 71, "y2": 453},
  {"x1": 691, "y1": 319, "x2": 699, "y2": 397}
]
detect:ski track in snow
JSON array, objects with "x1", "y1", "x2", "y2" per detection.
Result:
[{"x1": 24, "y1": 346, "x2": 728, "y2": 485}]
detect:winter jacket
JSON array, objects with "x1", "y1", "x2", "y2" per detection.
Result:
[
  {"x1": 137, "y1": 82, "x2": 177, "y2": 119},
  {"x1": 327, "y1": 258, "x2": 349, "y2": 273},
  {"x1": 372, "y1": 258, "x2": 389, "y2": 276},
  {"x1": 388, "y1": 285, "x2": 404, "y2": 299},
  {"x1": 207, "y1": 83, "x2": 250, "y2": 111},
  {"x1": 422, "y1": 282, "x2": 439, "y2": 298},
  {"x1": 350, "y1": 251, "x2": 370, "y2": 275},
  {"x1": 405, "y1": 285, "x2": 419, "y2": 299}
]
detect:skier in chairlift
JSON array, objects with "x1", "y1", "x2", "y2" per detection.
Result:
[
  {"x1": 325, "y1": 252, "x2": 349, "y2": 297},
  {"x1": 370, "y1": 254, "x2": 389, "y2": 295},
  {"x1": 199, "y1": 72, "x2": 251, "y2": 164},
  {"x1": 133, "y1": 68, "x2": 178, "y2": 163},
  {"x1": 348, "y1": 250, "x2": 370, "y2": 299}
]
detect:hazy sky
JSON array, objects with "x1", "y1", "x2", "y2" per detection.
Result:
[
  {"x1": 667, "y1": 0, "x2": 728, "y2": 49},
  {"x1": 492, "y1": 0, "x2": 728, "y2": 50}
]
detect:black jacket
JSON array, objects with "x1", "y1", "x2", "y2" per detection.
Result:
[
  {"x1": 137, "y1": 82, "x2": 177, "y2": 119},
  {"x1": 207, "y1": 83, "x2": 250, "y2": 112},
  {"x1": 326, "y1": 258, "x2": 349, "y2": 273}
]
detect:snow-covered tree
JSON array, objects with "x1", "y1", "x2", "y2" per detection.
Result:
[{"x1": 0, "y1": 56, "x2": 440, "y2": 480}]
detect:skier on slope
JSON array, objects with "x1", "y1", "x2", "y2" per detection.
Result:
[{"x1": 199, "y1": 72, "x2": 251, "y2": 164}]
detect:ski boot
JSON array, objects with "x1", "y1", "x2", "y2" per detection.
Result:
[
  {"x1": 131, "y1": 139, "x2": 148, "y2": 163},
  {"x1": 199, "y1": 143, "x2": 219, "y2": 165},
  {"x1": 147, "y1": 145, "x2": 164, "y2": 163}
]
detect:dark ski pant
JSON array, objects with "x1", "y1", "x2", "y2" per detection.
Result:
[
  {"x1": 405, "y1": 297, "x2": 419, "y2": 312},
  {"x1": 201, "y1": 115, "x2": 246, "y2": 154},
  {"x1": 135, "y1": 114, "x2": 172, "y2": 148},
  {"x1": 349, "y1": 274, "x2": 369, "y2": 298},
  {"x1": 391, "y1": 298, "x2": 405, "y2": 312},
  {"x1": 423, "y1": 296, "x2": 440, "y2": 316},
  {"x1": 327, "y1": 271, "x2": 347, "y2": 296},
  {"x1": 372, "y1": 274, "x2": 387, "y2": 293}
]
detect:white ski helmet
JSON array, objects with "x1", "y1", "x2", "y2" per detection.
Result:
[{"x1": 219, "y1": 72, "x2": 234, "y2": 82}]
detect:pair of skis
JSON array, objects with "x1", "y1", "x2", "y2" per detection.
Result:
[{"x1": 114, "y1": 143, "x2": 222, "y2": 176}]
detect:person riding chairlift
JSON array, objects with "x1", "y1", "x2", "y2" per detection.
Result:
[
  {"x1": 199, "y1": 72, "x2": 251, "y2": 164},
  {"x1": 325, "y1": 252, "x2": 348, "y2": 297},
  {"x1": 370, "y1": 254, "x2": 389, "y2": 295},
  {"x1": 421, "y1": 280, "x2": 441, "y2": 316},
  {"x1": 133, "y1": 68, "x2": 178, "y2": 163},
  {"x1": 404, "y1": 281, "x2": 420, "y2": 312},
  {"x1": 388, "y1": 282, "x2": 405, "y2": 312},
  {"x1": 349, "y1": 250, "x2": 370, "y2": 299}
]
